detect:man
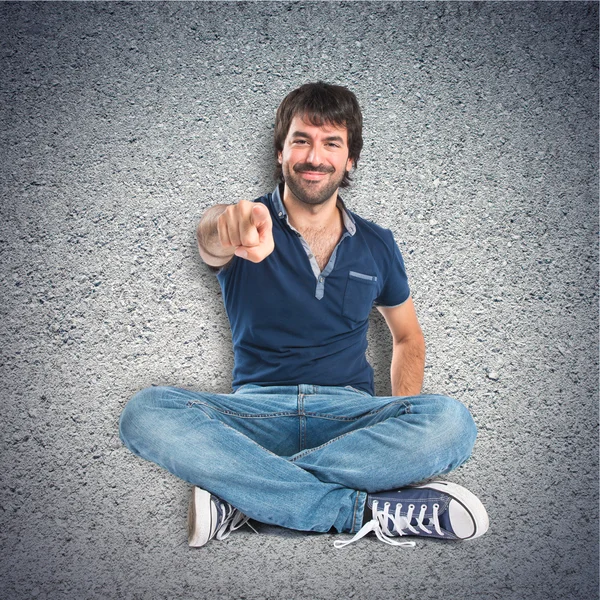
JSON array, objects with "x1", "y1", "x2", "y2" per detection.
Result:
[{"x1": 119, "y1": 82, "x2": 489, "y2": 549}]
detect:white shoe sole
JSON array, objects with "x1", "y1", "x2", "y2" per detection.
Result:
[
  {"x1": 188, "y1": 487, "x2": 214, "y2": 547},
  {"x1": 414, "y1": 481, "x2": 489, "y2": 540}
]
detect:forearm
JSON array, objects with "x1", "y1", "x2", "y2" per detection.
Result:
[
  {"x1": 196, "y1": 204, "x2": 235, "y2": 266},
  {"x1": 390, "y1": 334, "x2": 426, "y2": 397}
]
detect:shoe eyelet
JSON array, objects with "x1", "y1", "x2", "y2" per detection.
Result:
[
  {"x1": 421, "y1": 504, "x2": 427, "y2": 510},
  {"x1": 433, "y1": 503, "x2": 439, "y2": 509},
  {"x1": 384, "y1": 502, "x2": 390, "y2": 508},
  {"x1": 408, "y1": 504, "x2": 415, "y2": 509}
]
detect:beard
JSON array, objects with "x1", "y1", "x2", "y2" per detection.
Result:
[{"x1": 282, "y1": 161, "x2": 346, "y2": 206}]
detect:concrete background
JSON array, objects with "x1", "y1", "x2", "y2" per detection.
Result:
[{"x1": 1, "y1": 2, "x2": 598, "y2": 599}]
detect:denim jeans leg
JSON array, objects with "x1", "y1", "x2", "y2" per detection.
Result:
[
  {"x1": 119, "y1": 385, "x2": 366, "y2": 534},
  {"x1": 290, "y1": 386, "x2": 478, "y2": 494}
]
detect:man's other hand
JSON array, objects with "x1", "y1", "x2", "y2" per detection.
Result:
[{"x1": 217, "y1": 200, "x2": 275, "y2": 263}]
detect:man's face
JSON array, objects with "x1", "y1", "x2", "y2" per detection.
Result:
[{"x1": 278, "y1": 114, "x2": 354, "y2": 206}]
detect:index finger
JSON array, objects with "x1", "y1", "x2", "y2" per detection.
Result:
[{"x1": 250, "y1": 203, "x2": 272, "y2": 230}]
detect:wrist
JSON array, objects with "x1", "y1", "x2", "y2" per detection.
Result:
[{"x1": 200, "y1": 244, "x2": 235, "y2": 261}]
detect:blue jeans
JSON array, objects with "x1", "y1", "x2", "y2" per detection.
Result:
[{"x1": 119, "y1": 384, "x2": 477, "y2": 534}]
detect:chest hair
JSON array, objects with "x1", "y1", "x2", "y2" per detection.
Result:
[{"x1": 301, "y1": 227, "x2": 343, "y2": 272}]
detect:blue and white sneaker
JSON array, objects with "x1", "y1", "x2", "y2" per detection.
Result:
[
  {"x1": 188, "y1": 486, "x2": 254, "y2": 547},
  {"x1": 334, "y1": 481, "x2": 489, "y2": 548}
]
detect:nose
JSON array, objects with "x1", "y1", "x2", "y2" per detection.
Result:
[{"x1": 306, "y1": 143, "x2": 323, "y2": 166}]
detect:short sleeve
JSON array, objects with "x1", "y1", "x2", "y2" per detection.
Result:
[{"x1": 374, "y1": 232, "x2": 411, "y2": 307}]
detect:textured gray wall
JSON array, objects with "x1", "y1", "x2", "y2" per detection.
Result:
[{"x1": 1, "y1": 2, "x2": 598, "y2": 599}]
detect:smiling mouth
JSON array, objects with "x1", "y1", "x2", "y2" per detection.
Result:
[{"x1": 299, "y1": 171, "x2": 328, "y2": 180}]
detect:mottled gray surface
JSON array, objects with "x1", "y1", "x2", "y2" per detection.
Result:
[{"x1": 0, "y1": 2, "x2": 598, "y2": 599}]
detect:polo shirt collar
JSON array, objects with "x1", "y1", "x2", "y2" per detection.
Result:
[{"x1": 272, "y1": 183, "x2": 356, "y2": 236}]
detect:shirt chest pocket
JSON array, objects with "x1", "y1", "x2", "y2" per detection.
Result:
[{"x1": 342, "y1": 271, "x2": 378, "y2": 323}]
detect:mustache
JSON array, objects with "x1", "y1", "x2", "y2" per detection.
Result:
[{"x1": 293, "y1": 163, "x2": 335, "y2": 174}]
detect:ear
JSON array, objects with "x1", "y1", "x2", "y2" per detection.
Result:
[
  {"x1": 346, "y1": 157, "x2": 354, "y2": 172},
  {"x1": 278, "y1": 151, "x2": 283, "y2": 164}
]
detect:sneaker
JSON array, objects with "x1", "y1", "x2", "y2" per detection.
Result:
[
  {"x1": 334, "y1": 481, "x2": 489, "y2": 549},
  {"x1": 188, "y1": 486, "x2": 253, "y2": 547}
]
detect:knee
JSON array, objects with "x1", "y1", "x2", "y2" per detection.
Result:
[
  {"x1": 430, "y1": 394, "x2": 478, "y2": 458},
  {"x1": 119, "y1": 386, "x2": 166, "y2": 450}
]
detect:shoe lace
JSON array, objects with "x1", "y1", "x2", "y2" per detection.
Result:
[
  {"x1": 334, "y1": 500, "x2": 443, "y2": 549},
  {"x1": 215, "y1": 504, "x2": 258, "y2": 541}
]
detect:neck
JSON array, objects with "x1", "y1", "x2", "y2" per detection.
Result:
[{"x1": 282, "y1": 184, "x2": 341, "y2": 232}]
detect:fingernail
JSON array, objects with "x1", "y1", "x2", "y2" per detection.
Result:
[{"x1": 235, "y1": 248, "x2": 248, "y2": 259}]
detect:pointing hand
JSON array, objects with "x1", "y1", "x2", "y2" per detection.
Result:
[{"x1": 217, "y1": 200, "x2": 275, "y2": 263}]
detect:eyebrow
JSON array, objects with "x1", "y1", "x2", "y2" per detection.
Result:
[{"x1": 290, "y1": 131, "x2": 346, "y2": 144}]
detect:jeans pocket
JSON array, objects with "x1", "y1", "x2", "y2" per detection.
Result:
[
  {"x1": 344, "y1": 385, "x2": 372, "y2": 397},
  {"x1": 342, "y1": 272, "x2": 378, "y2": 322},
  {"x1": 234, "y1": 384, "x2": 264, "y2": 393}
]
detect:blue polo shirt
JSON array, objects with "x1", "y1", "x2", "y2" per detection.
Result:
[{"x1": 216, "y1": 184, "x2": 411, "y2": 395}]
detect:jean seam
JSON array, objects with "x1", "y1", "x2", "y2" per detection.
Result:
[
  {"x1": 185, "y1": 400, "x2": 297, "y2": 419},
  {"x1": 351, "y1": 491, "x2": 359, "y2": 533},
  {"x1": 344, "y1": 385, "x2": 372, "y2": 397},
  {"x1": 298, "y1": 393, "x2": 306, "y2": 451},
  {"x1": 302, "y1": 399, "x2": 411, "y2": 422}
]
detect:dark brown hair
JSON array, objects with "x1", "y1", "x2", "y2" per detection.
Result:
[{"x1": 274, "y1": 82, "x2": 363, "y2": 188}]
